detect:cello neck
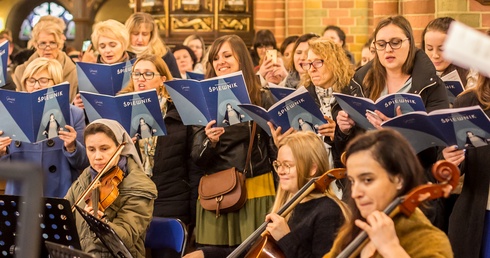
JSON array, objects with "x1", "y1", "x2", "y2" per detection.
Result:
[{"x1": 227, "y1": 178, "x2": 319, "y2": 258}]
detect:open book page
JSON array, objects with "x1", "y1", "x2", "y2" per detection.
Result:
[
  {"x1": 239, "y1": 86, "x2": 326, "y2": 135},
  {"x1": 381, "y1": 106, "x2": 490, "y2": 152},
  {"x1": 444, "y1": 21, "x2": 490, "y2": 78},
  {"x1": 333, "y1": 92, "x2": 425, "y2": 130},
  {"x1": 441, "y1": 69, "x2": 465, "y2": 104}
]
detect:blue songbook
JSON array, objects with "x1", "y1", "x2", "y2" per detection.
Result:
[
  {"x1": 80, "y1": 89, "x2": 167, "y2": 138},
  {"x1": 164, "y1": 71, "x2": 252, "y2": 127},
  {"x1": 0, "y1": 83, "x2": 70, "y2": 143},
  {"x1": 238, "y1": 86, "x2": 327, "y2": 136},
  {"x1": 76, "y1": 59, "x2": 135, "y2": 96}
]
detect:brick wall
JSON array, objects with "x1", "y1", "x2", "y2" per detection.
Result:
[{"x1": 254, "y1": 0, "x2": 490, "y2": 62}]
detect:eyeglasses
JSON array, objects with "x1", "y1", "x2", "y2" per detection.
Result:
[
  {"x1": 25, "y1": 77, "x2": 53, "y2": 88},
  {"x1": 300, "y1": 60, "x2": 324, "y2": 71},
  {"x1": 374, "y1": 38, "x2": 409, "y2": 51},
  {"x1": 272, "y1": 160, "x2": 295, "y2": 174},
  {"x1": 131, "y1": 71, "x2": 161, "y2": 80},
  {"x1": 37, "y1": 42, "x2": 58, "y2": 50}
]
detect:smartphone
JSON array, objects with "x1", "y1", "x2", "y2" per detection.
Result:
[
  {"x1": 82, "y1": 40, "x2": 91, "y2": 52},
  {"x1": 366, "y1": 109, "x2": 380, "y2": 119},
  {"x1": 266, "y1": 49, "x2": 277, "y2": 64}
]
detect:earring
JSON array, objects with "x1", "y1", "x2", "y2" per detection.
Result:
[{"x1": 396, "y1": 185, "x2": 402, "y2": 190}]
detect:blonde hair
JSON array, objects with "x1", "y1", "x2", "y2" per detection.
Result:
[
  {"x1": 183, "y1": 34, "x2": 207, "y2": 62},
  {"x1": 119, "y1": 54, "x2": 173, "y2": 101},
  {"x1": 31, "y1": 20, "x2": 65, "y2": 50},
  {"x1": 21, "y1": 57, "x2": 64, "y2": 88},
  {"x1": 92, "y1": 19, "x2": 129, "y2": 51},
  {"x1": 272, "y1": 131, "x2": 347, "y2": 221},
  {"x1": 125, "y1": 12, "x2": 168, "y2": 57},
  {"x1": 300, "y1": 38, "x2": 353, "y2": 91}
]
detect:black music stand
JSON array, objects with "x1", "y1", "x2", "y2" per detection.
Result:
[
  {"x1": 0, "y1": 195, "x2": 81, "y2": 258},
  {"x1": 74, "y1": 205, "x2": 133, "y2": 258},
  {"x1": 45, "y1": 241, "x2": 95, "y2": 258}
]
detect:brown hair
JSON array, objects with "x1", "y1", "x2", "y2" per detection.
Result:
[
  {"x1": 206, "y1": 35, "x2": 262, "y2": 105},
  {"x1": 363, "y1": 16, "x2": 417, "y2": 100}
]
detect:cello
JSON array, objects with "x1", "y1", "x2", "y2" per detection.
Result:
[
  {"x1": 227, "y1": 167, "x2": 347, "y2": 258},
  {"x1": 336, "y1": 160, "x2": 459, "y2": 258},
  {"x1": 71, "y1": 142, "x2": 127, "y2": 214}
]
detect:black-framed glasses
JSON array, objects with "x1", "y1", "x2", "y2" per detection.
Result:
[
  {"x1": 131, "y1": 71, "x2": 161, "y2": 80},
  {"x1": 374, "y1": 38, "x2": 409, "y2": 51},
  {"x1": 37, "y1": 42, "x2": 58, "y2": 50},
  {"x1": 25, "y1": 77, "x2": 53, "y2": 87},
  {"x1": 272, "y1": 160, "x2": 295, "y2": 174},
  {"x1": 300, "y1": 60, "x2": 324, "y2": 71}
]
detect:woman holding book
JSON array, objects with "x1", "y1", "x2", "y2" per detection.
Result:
[
  {"x1": 74, "y1": 19, "x2": 137, "y2": 109},
  {"x1": 422, "y1": 17, "x2": 473, "y2": 92},
  {"x1": 0, "y1": 57, "x2": 88, "y2": 198},
  {"x1": 125, "y1": 12, "x2": 181, "y2": 79},
  {"x1": 65, "y1": 118, "x2": 157, "y2": 257},
  {"x1": 335, "y1": 15, "x2": 449, "y2": 228},
  {"x1": 118, "y1": 54, "x2": 202, "y2": 241},
  {"x1": 444, "y1": 69, "x2": 490, "y2": 257},
  {"x1": 324, "y1": 129, "x2": 452, "y2": 258},
  {"x1": 185, "y1": 35, "x2": 277, "y2": 258}
]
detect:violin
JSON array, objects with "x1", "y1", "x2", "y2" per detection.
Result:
[
  {"x1": 71, "y1": 142, "x2": 127, "y2": 214},
  {"x1": 227, "y1": 168, "x2": 347, "y2": 258},
  {"x1": 336, "y1": 160, "x2": 460, "y2": 258}
]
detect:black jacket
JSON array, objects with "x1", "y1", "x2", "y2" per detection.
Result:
[
  {"x1": 191, "y1": 92, "x2": 277, "y2": 178},
  {"x1": 448, "y1": 91, "x2": 490, "y2": 258},
  {"x1": 150, "y1": 103, "x2": 203, "y2": 225},
  {"x1": 162, "y1": 50, "x2": 182, "y2": 79}
]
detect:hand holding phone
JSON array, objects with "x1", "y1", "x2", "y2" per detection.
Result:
[{"x1": 82, "y1": 40, "x2": 92, "y2": 53}]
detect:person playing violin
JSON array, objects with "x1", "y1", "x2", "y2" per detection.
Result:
[
  {"x1": 324, "y1": 129, "x2": 453, "y2": 258},
  {"x1": 65, "y1": 119, "x2": 157, "y2": 257}
]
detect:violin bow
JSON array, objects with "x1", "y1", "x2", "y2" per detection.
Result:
[
  {"x1": 336, "y1": 160, "x2": 459, "y2": 258},
  {"x1": 71, "y1": 142, "x2": 126, "y2": 213}
]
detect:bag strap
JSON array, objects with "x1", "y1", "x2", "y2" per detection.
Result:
[{"x1": 243, "y1": 122, "x2": 256, "y2": 175}]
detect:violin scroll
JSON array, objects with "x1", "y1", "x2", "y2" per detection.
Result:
[
  {"x1": 398, "y1": 160, "x2": 460, "y2": 217},
  {"x1": 314, "y1": 168, "x2": 347, "y2": 193},
  {"x1": 431, "y1": 160, "x2": 460, "y2": 187}
]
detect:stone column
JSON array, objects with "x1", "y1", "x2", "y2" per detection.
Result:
[{"x1": 72, "y1": 0, "x2": 93, "y2": 49}]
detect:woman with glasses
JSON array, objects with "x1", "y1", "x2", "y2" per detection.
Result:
[
  {"x1": 118, "y1": 54, "x2": 202, "y2": 256},
  {"x1": 125, "y1": 12, "x2": 181, "y2": 79},
  {"x1": 0, "y1": 57, "x2": 88, "y2": 198},
  {"x1": 335, "y1": 15, "x2": 449, "y2": 229},
  {"x1": 324, "y1": 129, "x2": 452, "y2": 257},
  {"x1": 284, "y1": 33, "x2": 320, "y2": 89},
  {"x1": 263, "y1": 131, "x2": 345, "y2": 258},
  {"x1": 185, "y1": 35, "x2": 276, "y2": 258},
  {"x1": 13, "y1": 18, "x2": 79, "y2": 103}
]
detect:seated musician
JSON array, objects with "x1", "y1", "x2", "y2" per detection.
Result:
[
  {"x1": 324, "y1": 129, "x2": 453, "y2": 258},
  {"x1": 65, "y1": 119, "x2": 157, "y2": 257},
  {"x1": 186, "y1": 131, "x2": 346, "y2": 258}
]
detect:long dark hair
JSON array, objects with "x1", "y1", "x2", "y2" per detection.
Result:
[
  {"x1": 206, "y1": 35, "x2": 262, "y2": 105},
  {"x1": 329, "y1": 129, "x2": 425, "y2": 255},
  {"x1": 363, "y1": 16, "x2": 417, "y2": 100}
]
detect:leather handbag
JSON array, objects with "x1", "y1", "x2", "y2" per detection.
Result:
[{"x1": 199, "y1": 123, "x2": 256, "y2": 218}]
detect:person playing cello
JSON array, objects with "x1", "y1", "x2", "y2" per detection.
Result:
[
  {"x1": 65, "y1": 119, "x2": 157, "y2": 257},
  {"x1": 324, "y1": 129, "x2": 453, "y2": 258}
]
